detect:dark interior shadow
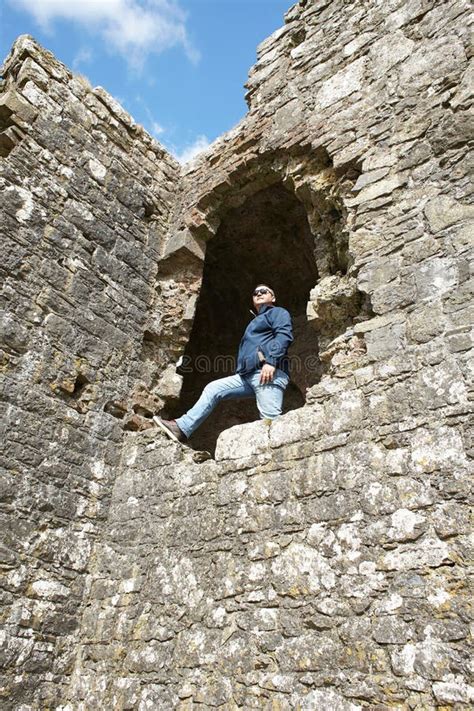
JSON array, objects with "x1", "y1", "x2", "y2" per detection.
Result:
[{"x1": 166, "y1": 183, "x2": 319, "y2": 455}]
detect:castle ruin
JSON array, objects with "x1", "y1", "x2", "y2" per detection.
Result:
[{"x1": 1, "y1": 0, "x2": 473, "y2": 708}]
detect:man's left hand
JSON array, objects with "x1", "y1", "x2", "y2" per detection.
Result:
[{"x1": 260, "y1": 363, "x2": 276, "y2": 384}]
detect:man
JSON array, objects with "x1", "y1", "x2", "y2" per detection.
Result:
[{"x1": 154, "y1": 284, "x2": 293, "y2": 443}]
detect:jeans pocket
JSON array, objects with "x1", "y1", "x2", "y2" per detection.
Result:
[{"x1": 250, "y1": 368, "x2": 289, "y2": 390}]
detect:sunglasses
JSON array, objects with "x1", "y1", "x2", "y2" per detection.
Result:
[{"x1": 253, "y1": 288, "x2": 272, "y2": 296}]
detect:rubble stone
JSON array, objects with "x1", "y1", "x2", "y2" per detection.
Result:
[{"x1": 1, "y1": 0, "x2": 473, "y2": 708}]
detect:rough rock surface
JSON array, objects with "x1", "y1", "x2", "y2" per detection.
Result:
[
  {"x1": 0, "y1": 35, "x2": 180, "y2": 708},
  {"x1": 1, "y1": 0, "x2": 473, "y2": 708}
]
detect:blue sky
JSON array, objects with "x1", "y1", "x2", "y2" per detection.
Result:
[{"x1": 1, "y1": 0, "x2": 292, "y2": 162}]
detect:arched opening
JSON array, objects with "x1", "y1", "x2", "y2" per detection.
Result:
[{"x1": 168, "y1": 182, "x2": 322, "y2": 453}]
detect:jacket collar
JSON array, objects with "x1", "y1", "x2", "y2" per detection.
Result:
[{"x1": 256, "y1": 303, "x2": 274, "y2": 315}]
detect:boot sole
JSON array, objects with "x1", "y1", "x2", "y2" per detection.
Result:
[
  {"x1": 152, "y1": 417, "x2": 213, "y2": 461},
  {"x1": 153, "y1": 416, "x2": 183, "y2": 444}
]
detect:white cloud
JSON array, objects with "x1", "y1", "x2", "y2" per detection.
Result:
[
  {"x1": 174, "y1": 134, "x2": 210, "y2": 164},
  {"x1": 152, "y1": 121, "x2": 165, "y2": 136},
  {"x1": 72, "y1": 47, "x2": 93, "y2": 69},
  {"x1": 13, "y1": 0, "x2": 199, "y2": 70},
  {"x1": 135, "y1": 96, "x2": 167, "y2": 138}
]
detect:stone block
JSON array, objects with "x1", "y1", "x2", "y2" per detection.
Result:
[
  {"x1": 161, "y1": 228, "x2": 206, "y2": 261},
  {"x1": 371, "y1": 274, "x2": 416, "y2": 314},
  {"x1": 387, "y1": 508, "x2": 426, "y2": 542},
  {"x1": 215, "y1": 420, "x2": 270, "y2": 460},
  {"x1": 249, "y1": 469, "x2": 290, "y2": 504},
  {"x1": 351, "y1": 167, "x2": 390, "y2": 192},
  {"x1": 16, "y1": 56, "x2": 50, "y2": 90},
  {"x1": 410, "y1": 425, "x2": 469, "y2": 475},
  {"x1": 347, "y1": 172, "x2": 408, "y2": 206},
  {"x1": 363, "y1": 321, "x2": 406, "y2": 362},
  {"x1": 433, "y1": 676, "x2": 474, "y2": 704},
  {"x1": 306, "y1": 274, "x2": 359, "y2": 328},
  {"x1": 424, "y1": 196, "x2": 474, "y2": 233},
  {"x1": 429, "y1": 111, "x2": 474, "y2": 155},
  {"x1": 368, "y1": 30, "x2": 415, "y2": 77},
  {"x1": 413, "y1": 359, "x2": 468, "y2": 410},
  {"x1": 380, "y1": 538, "x2": 451, "y2": 571},
  {"x1": 406, "y1": 303, "x2": 444, "y2": 343},
  {"x1": 292, "y1": 454, "x2": 338, "y2": 498},
  {"x1": 372, "y1": 617, "x2": 413, "y2": 644},
  {"x1": 413, "y1": 637, "x2": 460, "y2": 681},
  {"x1": 360, "y1": 480, "x2": 399, "y2": 515},
  {"x1": 0, "y1": 88, "x2": 38, "y2": 123},
  {"x1": 395, "y1": 477, "x2": 436, "y2": 510},
  {"x1": 451, "y1": 62, "x2": 474, "y2": 109},
  {"x1": 269, "y1": 409, "x2": 302, "y2": 448},
  {"x1": 324, "y1": 389, "x2": 365, "y2": 434},
  {"x1": 154, "y1": 364, "x2": 182, "y2": 399},
  {"x1": 316, "y1": 57, "x2": 366, "y2": 109},
  {"x1": 1, "y1": 311, "x2": 29, "y2": 352},
  {"x1": 297, "y1": 688, "x2": 362, "y2": 711}
]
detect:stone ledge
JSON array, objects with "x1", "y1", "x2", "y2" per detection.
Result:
[
  {"x1": 214, "y1": 404, "x2": 354, "y2": 462},
  {"x1": 215, "y1": 419, "x2": 271, "y2": 461},
  {"x1": 161, "y1": 228, "x2": 206, "y2": 261}
]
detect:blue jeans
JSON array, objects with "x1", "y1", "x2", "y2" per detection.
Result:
[{"x1": 175, "y1": 369, "x2": 290, "y2": 438}]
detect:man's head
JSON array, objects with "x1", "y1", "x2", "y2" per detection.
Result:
[{"x1": 252, "y1": 284, "x2": 276, "y2": 312}]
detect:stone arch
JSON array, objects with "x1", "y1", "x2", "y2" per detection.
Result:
[{"x1": 157, "y1": 146, "x2": 372, "y2": 452}]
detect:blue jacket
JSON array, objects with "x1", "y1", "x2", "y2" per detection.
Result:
[{"x1": 236, "y1": 304, "x2": 293, "y2": 376}]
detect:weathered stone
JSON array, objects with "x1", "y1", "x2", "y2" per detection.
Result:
[
  {"x1": 433, "y1": 676, "x2": 474, "y2": 704},
  {"x1": 414, "y1": 256, "x2": 459, "y2": 300},
  {"x1": 161, "y1": 228, "x2": 206, "y2": 261},
  {"x1": 0, "y1": 88, "x2": 38, "y2": 123},
  {"x1": 380, "y1": 538, "x2": 451, "y2": 572},
  {"x1": 363, "y1": 321, "x2": 406, "y2": 361},
  {"x1": 298, "y1": 688, "x2": 362, "y2": 710},
  {"x1": 372, "y1": 618, "x2": 413, "y2": 645},
  {"x1": 406, "y1": 303, "x2": 445, "y2": 343},
  {"x1": 348, "y1": 172, "x2": 408, "y2": 206},
  {"x1": 215, "y1": 420, "x2": 270, "y2": 460},
  {"x1": 386, "y1": 508, "x2": 426, "y2": 542},
  {"x1": 154, "y1": 363, "x2": 183, "y2": 400},
  {"x1": 351, "y1": 166, "x2": 388, "y2": 190},
  {"x1": 1, "y1": 0, "x2": 472, "y2": 707},
  {"x1": 368, "y1": 30, "x2": 415, "y2": 78},
  {"x1": 316, "y1": 57, "x2": 366, "y2": 109},
  {"x1": 424, "y1": 196, "x2": 474, "y2": 233},
  {"x1": 306, "y1": 274, "x2": 360, "y2": 338}
]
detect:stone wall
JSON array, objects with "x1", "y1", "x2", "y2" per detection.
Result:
[
  {"x1": 0, "y1": 36, "x2": 179, "y2": 708},
  {"x1": 1, "y1": 0, "x2": 473, "y2": 707},
  {"x1": 65, "y1": 412, "x2": 472, "y2": 709}
]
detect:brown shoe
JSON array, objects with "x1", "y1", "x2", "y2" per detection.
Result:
[{"x1": 153, "y1": 416, "x2": 186, "y2": 443}]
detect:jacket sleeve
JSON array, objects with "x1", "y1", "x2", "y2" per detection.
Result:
[{"x1": 262, "y1": 308, "x2": 293, "y2": 367}]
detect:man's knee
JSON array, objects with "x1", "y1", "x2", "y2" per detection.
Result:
[
  {"x1": 256, "y1": 386, "x2": 284, "y2": 419},
  {"x1": 259, "y1": 404, "x2": 283, "y2": 419},
  {"x1": 202, "y1": 379, "x2": 225, "y2": 402}
]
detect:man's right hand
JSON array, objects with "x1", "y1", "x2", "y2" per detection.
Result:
[{"x1": 260, "y1": 363, "x2": 276, "y2": 384}]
